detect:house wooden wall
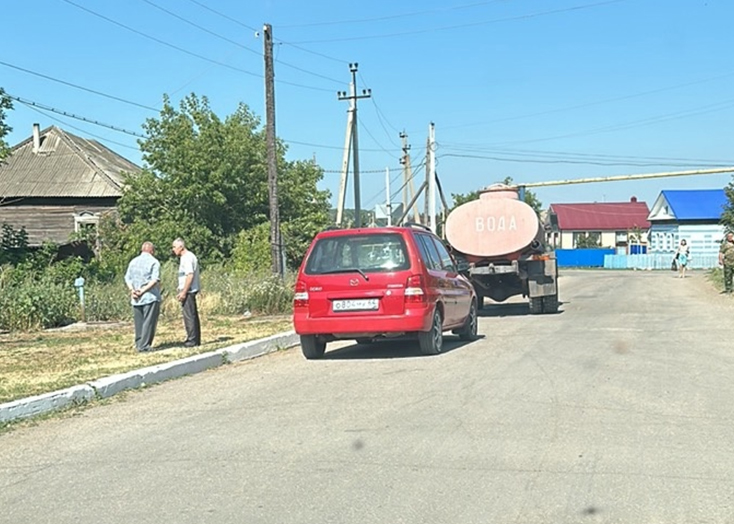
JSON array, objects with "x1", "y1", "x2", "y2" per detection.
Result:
[{"x1": 0, "y1": 197, "x2": 118, "y2": 246}]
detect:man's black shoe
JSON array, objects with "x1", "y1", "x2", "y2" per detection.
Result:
[{"x1": 183, "y1": 341, "x2": 200, "y2": 348}]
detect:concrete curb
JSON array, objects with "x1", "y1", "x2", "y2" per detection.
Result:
[{"x1": 0, "y1": 330, "x2": 299, "y2": 425}]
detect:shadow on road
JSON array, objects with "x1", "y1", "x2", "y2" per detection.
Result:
[
  {"x1": 322, "y1": 335, "x2": 484, "y2": 360},
  {"x1": 478, "y1": 302, "x2": 566, "y2": 317}
]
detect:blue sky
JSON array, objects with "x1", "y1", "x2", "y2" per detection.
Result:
[{"x1": 2, "y1": 0, "x2": 734, "y2": 212}]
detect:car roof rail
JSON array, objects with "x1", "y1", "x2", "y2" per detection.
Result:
[{"x1": 403, "y1": 222, "x2": 432, "y2": 232}]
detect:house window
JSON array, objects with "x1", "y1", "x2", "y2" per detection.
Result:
[
  {"x1": 74, "y1": 212, "x2": 99, "y2": 233},
  {"x1": 615, "y1": 231, "x2": 628, "y2": 245},
  {"x1": 573, "y1": 231, "x2": 601, "y2": 248}
]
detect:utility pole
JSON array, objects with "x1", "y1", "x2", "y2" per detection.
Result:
[
  {"x1": 385, "y1": 167, "x2": 392, "y2": 226},
  {"x1": 400, "y1": 132, "x2": 420, "y2": 223},
  {"x1": 336, "y1": 63, "x2": 371, "y2": 227},
  {"x1": 428, "y1": 122, "x2": 437, "y2": 232},
  {"x1": 263, "y1": 24, "x2": 282, "y2": 276}
]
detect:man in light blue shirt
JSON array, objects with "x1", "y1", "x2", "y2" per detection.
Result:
[{"x1": 124, "y1": 241, "x2": 161, "y2": 352}]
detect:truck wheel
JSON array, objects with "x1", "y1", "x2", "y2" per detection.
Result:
[
  {"x1": 542, "y1": 294, "x2": 559, "y2": 314},
  {"x1": 528, "y1": 297, "x2": 543, "y2": 315},
  {"x1": 301, "y1": 335, "x2": 326, "y2": 359},
  {"x1": 457, "y1": 299, "x2": 478, "y2": 341},
  {"x1": 418, "y1": 309, "x2": 443, "y2": 355}
]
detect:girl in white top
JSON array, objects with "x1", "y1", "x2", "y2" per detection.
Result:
[{"x1": 676, "y1": 239, "x2": 690, "y2": 278}]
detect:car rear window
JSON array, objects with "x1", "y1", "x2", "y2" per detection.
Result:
[{"x1": 305, "y1": 233, "x2": 410, "y2": 274}]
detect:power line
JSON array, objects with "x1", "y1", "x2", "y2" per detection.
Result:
[
  {"x1": 495, "y1": 97, "x2": 734, "y2": 146},
  {"x1": 289, "y1": 0, "x2": 628, "y2": 44},
  {"x1": 141, "y1": 0, "x2": 344, "y2": 85},
  {"x1": 8, "y1": 94, "x2": 146, "y2": 138},
  {"x1": 60, "y1": 0, "x2": 333, "y2": 93},
  {"x1": 0, "y1": 60, "x2": 159, "y2": 112},
  {"x1": 441, "y1": 70, "x2": 734, "y2": 130},
  {"x1": 20, "y1": 100, "x2": 141, "y2": 151},
  {"x1": 439, "y1": 144, "x2": 734, "y2": 165},
  {"x1": 438, "y1": 152, "x2": 732, "y2": 168},
  {"x1": 183, "y1": 0, "x2": 259, "y2": 32},
  {"x1": 279, "y1": 0, "x2": 508, "y2": 28}
]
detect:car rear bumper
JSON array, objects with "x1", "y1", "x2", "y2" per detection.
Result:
[{"x1": 293, "y1": 307, "x2": 433, "y2": 336}]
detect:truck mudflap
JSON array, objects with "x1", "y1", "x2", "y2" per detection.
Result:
[{"x1": 526, "y1": 257, "x2": 557, "y2": 297}]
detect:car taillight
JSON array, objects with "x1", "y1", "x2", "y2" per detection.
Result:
[
  {"x1": 405, "y1": 274, "x2": 426, "y2": 303},
  {"x1": 294, "y1": 281, "x2": 309, "y2": 308}
]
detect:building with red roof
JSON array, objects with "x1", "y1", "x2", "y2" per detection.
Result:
[{"x1": 546, "y1": 197, "x2": 650, "y2": 251}]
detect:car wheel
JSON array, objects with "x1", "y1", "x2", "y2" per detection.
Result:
[
  {"x1": 418, "y1": 309, "x2": 443, "y2": 355},
  {"x1": 542, "y1": 294, "x2": 559, "y2": 314},
  {"x1": 458, "y1": 299, "x2": 478, "y2": 341},
  {"x1": 528, "y1": 297, "x2": 543, "y2": 315},
  {"x1": 356, "y1": 338, "x2": 373, "y2": 345},
  {"x1": 300, "y1": 335, "x2": 326, "y2": 359}
]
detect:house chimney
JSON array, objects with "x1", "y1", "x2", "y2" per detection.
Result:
[
  {"x1": 630, "y1": 196, "x2": 638, "y2": 203},
  {"x1": 32, "y1": 123, "x2": 41, "y2": 153}
]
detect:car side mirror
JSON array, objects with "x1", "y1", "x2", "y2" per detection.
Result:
[{"x1": 454, "y1": 256, "x2": 470, "y2": 272}]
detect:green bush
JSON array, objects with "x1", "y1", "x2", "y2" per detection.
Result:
[
  {"x1": 85, "y1": 282, "x2": 132, "y2": 322},
  {"x1": 0, "y1": 279, "x2": 77, "y2": 331},
  {"x1": 203, "y1": 268, "x2": 294, "y2": 316}
]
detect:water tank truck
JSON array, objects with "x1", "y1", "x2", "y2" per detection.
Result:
[{"x1": 445, "y1": 184, "x2": 559, "y2": 314}]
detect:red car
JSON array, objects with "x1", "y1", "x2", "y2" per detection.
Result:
[{"x1": 293, "y1": 224, "x2": 479, "y2": 359}]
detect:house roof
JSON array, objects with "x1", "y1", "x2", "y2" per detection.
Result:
[
  {"x1": 0, "y1": 125, "x2": 141, "y2": 198},
  {"x1": 549, "y1": 200, "x2": 651, "y2": 231},
  {"x1": 647, "y1": 189, "x2": 727, "y2": 221}
]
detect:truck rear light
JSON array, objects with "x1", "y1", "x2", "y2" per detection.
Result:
[
  {"x1": 405, "y1": 275, "x2": 426, "y2": 303},
  {"x1": 294, "y1": 281, "x2": 309, "y2": 308}
]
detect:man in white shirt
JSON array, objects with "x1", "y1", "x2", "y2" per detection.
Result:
[{"x1": 172, "y1": 237, "x2": 201, "y2": 347}]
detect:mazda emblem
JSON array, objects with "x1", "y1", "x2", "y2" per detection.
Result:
[{"x1": 349, "y1": 279, "x2": 359, "y2": 286}]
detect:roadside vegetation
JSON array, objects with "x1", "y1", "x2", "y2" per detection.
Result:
[{"x1": 0, "y1": 315, "x2": 293, "y2": 403}]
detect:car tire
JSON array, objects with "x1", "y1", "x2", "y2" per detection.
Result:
[
  {"x1": 418, "y1": 309, "x2": 443, "y2": 355},
  {"x1": 542, "y1": 294, "x2": 559, "y2": 314},
  {"x1": 300, "y1": 335, "x2": 326, "y2": 359},
  {"x1": 528, "y1": 297, "x2": 543, "y2": 315},
  {"x1": 457, "y1": 299, "x2": 478, "y2": 341},
  {"x1": 356, "y1": 338, "x2": 373, "y2": 345}
]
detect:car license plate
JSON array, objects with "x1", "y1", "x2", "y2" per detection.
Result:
[{"x1": 332, "y1": 298, "x2": 379, "y2": 312}]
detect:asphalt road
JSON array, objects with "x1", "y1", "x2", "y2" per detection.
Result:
[{"x1": 1, "y1": 269, "x2": 733, "y2": 524}]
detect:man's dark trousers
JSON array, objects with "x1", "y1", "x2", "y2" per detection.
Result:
[
  {"x1": 182, "y1": 292, "x2": 201, "y2": 346},
  {"x1": 725, "y1": 264, "x2": 734, "y2": 293},
  {"x1": 134, "y1": 301, "x2": 160, "y2": 352}
]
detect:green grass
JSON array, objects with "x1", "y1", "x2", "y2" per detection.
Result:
[{"x1": 0, "y1": 315, "x2": 293, "y2": 403}]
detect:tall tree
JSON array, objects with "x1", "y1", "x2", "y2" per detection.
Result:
[
  {"x1": 106, "y1": 93, "x2": 330, "y2": 267},
  {"x1": 721, "y1": 181, "x2": 734, "y2": 233},
  {"x1": 0, "y1": 88, "x2": 13, "y2": 162}
]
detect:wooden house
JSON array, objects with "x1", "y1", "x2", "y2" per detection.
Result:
[
  {"x1": 647, "y1": 189, "x2": 727, "y2": 261},
  {"x1": 0, "y1": 124, "x2": 140, "y2": 246}
]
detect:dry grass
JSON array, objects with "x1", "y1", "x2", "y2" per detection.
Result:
[{"x1": 0, "y1": 315, "x2": 293, "y2": 403}]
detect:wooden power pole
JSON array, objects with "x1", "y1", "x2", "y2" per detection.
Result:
[{"x1": 263, "y1": 24, "x2": 282, "y2": 276}]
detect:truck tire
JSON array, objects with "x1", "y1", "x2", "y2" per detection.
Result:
[
  {"x1": 528, "y1": 297, "x2": 543, "y2": 315},
  {"x1": 418, "y1": 309, "x2": 443, "y2": 355},
  {"x1": 542, "y1": 294, "x2": 559, "y2": 314},
  {"x1": 301, "y1": 335, "x2": 326, "y2": 359},
  {"x1": 456, "y1": 299, "x2": 478, "y2": 341}
]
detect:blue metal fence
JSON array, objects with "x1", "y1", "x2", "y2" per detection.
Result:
[
  {"x1": 604, "y1": 253, "x2": 719, "y2": 270},
  {"x1": 555, "y1": 248, "x2": 616, "y2": 267}
]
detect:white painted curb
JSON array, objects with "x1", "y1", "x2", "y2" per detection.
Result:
[
  {"x1": 0, "y1": 385, "x2": 95, "y2": 424},
  {"x1": 0, "y1": 330, "x2": 299, "y2": 425}
]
